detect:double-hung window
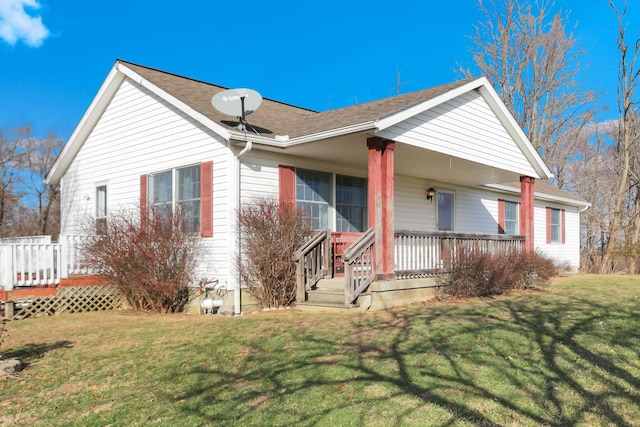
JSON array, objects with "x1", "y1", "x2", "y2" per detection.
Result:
[
  {"x1": 498, "y1": 199, "x2": 519, "y2": 235},
  {"x1": 296, "y1": 169, "x2": 331, "y2": 230},
  {"x1": 148, "y1": 164, "x2": 201, "y2": 233},
  {"x1": 504, "y1": 201, "x2": 519, "y2": 235},
  {"x1": 548, "y1": 207, "x2": 563, "y2": 243},
  {"x1": 295, "y1": 168, "x2": 367, "y2": 232}
]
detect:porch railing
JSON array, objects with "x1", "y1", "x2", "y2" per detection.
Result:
[
  {"x1": 293, "y1": 229, "x2": 332, "y2": 302},
  {"x1": 343, "y1": 228, "x2": 375, "y2": 305},
  {"x1": 394, "y1": 230, "x2": 525, "y2": 278},
  {"x1": 0, "y1": 242, "x2": 62, "y2": 289},
  {"x1": 0, "y1": 235, "x2": 93, "y2": 290}
]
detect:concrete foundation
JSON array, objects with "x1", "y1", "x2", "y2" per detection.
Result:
[{"x1": 362, "y1": 277, "x2": 442, "y2": 310}]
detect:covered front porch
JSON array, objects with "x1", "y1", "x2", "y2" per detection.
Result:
[
  {"x1": 279, "y1": 129, "x2": 540, "y2": 309},
  {"x1": 294, "y1": 228, "x2": 525, "y2": 310},
  {"x1": 268, "y1": 80, "x2": 551, "y2": 310}
]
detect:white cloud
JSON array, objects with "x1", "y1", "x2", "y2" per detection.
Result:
[{"x1": 0, "y1": 0, "x2": 50, "y2": 47}]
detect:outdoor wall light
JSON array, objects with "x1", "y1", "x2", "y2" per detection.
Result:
[{"x1": 426, "y1": 187, "x2": 436, "y2": 202}]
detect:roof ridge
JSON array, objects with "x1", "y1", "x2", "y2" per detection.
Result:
[
  {"x1": 116, "y1": 59, "x2": 318, "y2": 115},
  {"x1": 315, "y1": 77, "x2": 480, "y2": 116},
  {"x1": 116, "y1": 59, "x2": 230, "y2": 91}
]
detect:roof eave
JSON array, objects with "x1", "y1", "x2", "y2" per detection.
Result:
[
  {"x1": 229, "y1": 121, "x2": 377, "y2": 148},
  {"x1": 476, "y1": 81, "x2": 553, "y2": 180},
  {"x1": 374, "y1": 77, "x2": 488, "y2": 132},
  {"x1": 374, "y1": 76, "x2": 553, "y2": 181},
  {"x1": 485, "y1": 183, "x2": 590, "y2": 208},
  {"x1": 46, "y1": 61, "x2": 235, "y2": 185}
]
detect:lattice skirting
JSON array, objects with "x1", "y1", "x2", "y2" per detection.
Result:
[{"x1": 4, "y1": 285, "x2": 123, "y2": 320}]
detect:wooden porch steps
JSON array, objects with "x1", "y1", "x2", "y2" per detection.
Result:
[
  {"x1": 314, "y1": 278, "x2": 345, "y2": 291},
  {"x1": 296, "y1": 278, "x2": 371, "y2": 312}
]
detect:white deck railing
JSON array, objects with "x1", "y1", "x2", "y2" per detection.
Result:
[{"x1": 0, "y1": 235, "x2": 93, "y2": 291}]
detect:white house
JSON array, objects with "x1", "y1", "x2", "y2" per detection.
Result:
[{"x1": 42, "y1": 60, "x2": 588, "y2": 313}]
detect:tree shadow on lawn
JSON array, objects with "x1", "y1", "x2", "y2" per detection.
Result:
[
  {"x1": 1, "y1": 340, "x2": 74, "y2": 368},
  {"x1": 162, "y1": 294, "x2": 639, "y2": 426}
]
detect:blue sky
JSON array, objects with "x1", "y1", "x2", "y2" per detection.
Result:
[{"x1": 0, "y1": 0, "x2": 637, "y2": 141}]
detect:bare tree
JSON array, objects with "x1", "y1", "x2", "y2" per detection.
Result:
[
  {"x1": 0, "y1": 125, "x2": 62, "y2": 238},
  {"x1": 465, "y1": 0, "x2": 595, "y2": 188},
  {"x1": 566, "y1": 122, "x2": 619, "y2": 272},
  {"x1": 15, "y1": 126, "x2": 62, "y2": 237},
  {"x1": 602, "y1": 0, "x2": 640, "y2": 273},
  {"x1": 0, "y1": 128, "x2": 23, "y2": 237}
]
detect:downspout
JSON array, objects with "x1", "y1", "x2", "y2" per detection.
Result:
[{"x1": 234, "y1": 140, "x2": 252, "y2": 315}]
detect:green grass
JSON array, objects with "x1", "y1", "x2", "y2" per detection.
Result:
[{"x1": 1, "y1": 275, "x2": 639, "y2": 426}]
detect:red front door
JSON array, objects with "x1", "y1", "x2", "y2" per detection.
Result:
[{"x1": 331, "y1": 232, "x2": 362, "y2": 277}]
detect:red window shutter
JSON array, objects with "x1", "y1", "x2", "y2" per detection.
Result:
[
  {"x1": 497, "y1": 199, "x2": 505, "y2": 234},
  {"x1": 561, "y1": 209, "x2": 566, "y2": 244},
  {"x1": 546, "y1": 207, "x2": 552, "y2": 244},
  {"x1": 140, "y1": 174, "x2": 147, "y2": 228},
  {"x1": 278, "y1": 165, "x2": 296, "y2": 210},
  {"x1": 200, "y1": 161, "x2": 213, "y2": 238}
]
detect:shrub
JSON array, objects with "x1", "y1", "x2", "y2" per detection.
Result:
[
  {"x1": 82, "y1": 207, "x2": 201, "y2": 313},
  {"x1": 238, "y1": 197, "x2": 311, "y2": 308},
  {"x1": 438, "y1": 248, "x2": 557, "y2": 298}
]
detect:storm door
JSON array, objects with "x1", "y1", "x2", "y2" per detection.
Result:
[{"x1": 437, "y1": 191, "x2": 454, "y2": 231}]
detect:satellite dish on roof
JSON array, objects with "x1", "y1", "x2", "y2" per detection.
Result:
[
  {"x1": 211, "y1": 88, "x2": 262, "y2": 132},
  {"x1": 212, "y1": 88, "x2": 262, "y2": 117}
]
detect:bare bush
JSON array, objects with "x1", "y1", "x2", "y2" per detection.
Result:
[
  {"x1": 439, "y1": 249, "x2": 557, "y2": 298},
  {"x1": 82, "y1": 207, "x2": 201, "y2": 313},
  {"x1": 238, "y1": 197, "x2": 311, "y2": 308}
]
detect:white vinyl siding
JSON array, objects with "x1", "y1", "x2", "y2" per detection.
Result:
[
  {"x1": 393, "y1": 175, "x2": 436, "y2": 231},
  {"x1": 394, "y1": 177, "x2": 499, "y2": 234},
  {"x1": 534, "y1": 202, "x2": 580, "y2": 269},
  {"x1": 59, "y1": 78, "x2": 229, "y2": 280},
  {"x1": 376, "y1": 91, "x2": 538, "y2": 177},
  {"x1": 239, "y1": 152, "x2": 370, "y2": 231}
]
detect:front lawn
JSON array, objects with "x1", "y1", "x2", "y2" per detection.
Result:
[{"x1": 1, "y1": 275, "x2": 639, "y2": 426}]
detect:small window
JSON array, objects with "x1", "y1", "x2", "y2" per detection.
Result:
[
  {"x1": 96, "y1": 185, "x2": 107, "y2": 218},
  {"x1": 504, "y1": 201, "x2": 519, "y2": 235},
  {"x1": 550, "y1": 208, "x2": 562, "y2": 243},
  {"x1": 96, "y1": 185, "x2": 107, "y2": 234}
]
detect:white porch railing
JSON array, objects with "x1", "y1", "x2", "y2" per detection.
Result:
[
  {"x1": 0, "y1": 235, "x2": 93, "y2": 291},
  {"x1": 394, "y1": 230, "x2": 526, "y2": 277}
]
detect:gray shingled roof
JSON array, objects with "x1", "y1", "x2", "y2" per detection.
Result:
[
  {"x1": 120, "y1": 61, "x2": 585, "y2": 205},
  {"x1": 499, "y1": 180, "x2": 586, "y2": 203},
  {"x1": 120, "y1": 60, "x2": 475, "y2": 139}
]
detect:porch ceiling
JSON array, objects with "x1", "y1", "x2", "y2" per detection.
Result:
[{"x1": 263, "y1": 134, "x2": 522, "y2": 186}]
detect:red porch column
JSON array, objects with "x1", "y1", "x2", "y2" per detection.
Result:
[
  {"x1": 368, "y1": 137, "x2": 396, "y2": 281},
  {"x1": 520, "y1": 176, "x2": 535, "y2": 253}
]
